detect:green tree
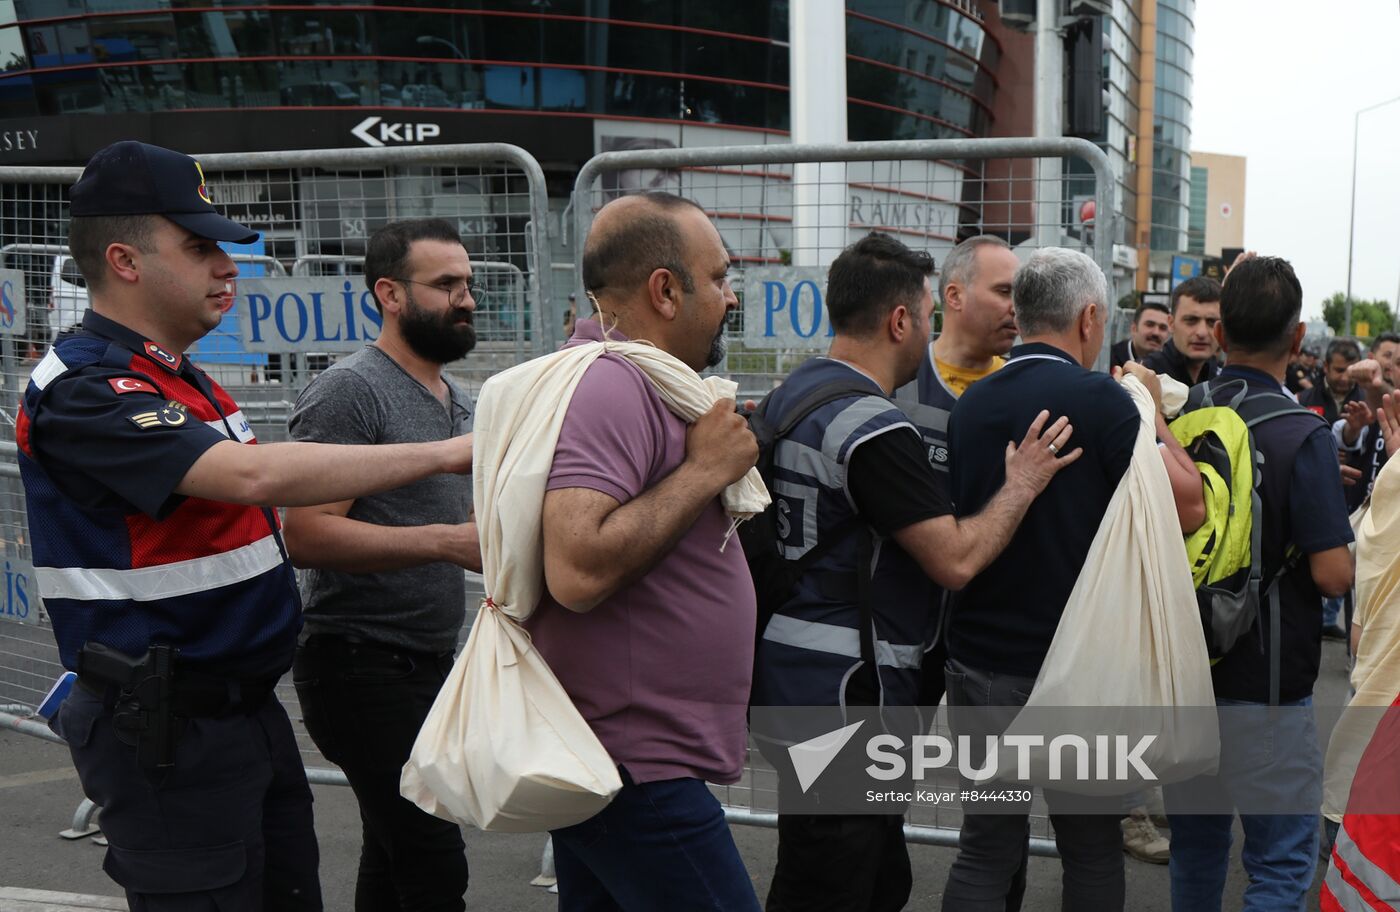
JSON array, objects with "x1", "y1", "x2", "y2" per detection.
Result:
[{"x1": 1321, "y1": 292, "x2": 1394, "y2": 337}]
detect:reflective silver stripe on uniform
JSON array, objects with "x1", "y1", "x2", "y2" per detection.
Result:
[
  {"x1": 1331, "y1": 824, "x2": 1400, "y2": 904},
  {"x1": 763, "y1": 614, "x2": 922, "y2": 669},
  {"x1": 30, "y1": 349, "x2": 68, "y2": 391},
  {"x1": 895, "y1": 397, "x2": 949, "y2": 434},
  {"x1": 773, "y1": 438, "x2": 839, "y2": 561},
  {"x1": 1324, "y1": 859, "x2": 1370, "y2": 912},
  {"x1": 206, "y1": 409, "x2": 255, "y2": 443},
  {"x1": 821, "y1": 397, "x2": 912, "y2": 465},
  {"x1": 776, "y1": 437, "x2": 842, "y2": 489},
  {"x1": 36, "y1": 534, "x2": 284, "y2": 602},
  {"x1": 772, "y1": 477, "x2": 820, "y2": 561}
]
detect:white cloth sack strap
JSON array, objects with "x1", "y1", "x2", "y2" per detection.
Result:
[
  {"x1": 996, "y1": 375, "x2": 1219, "y2": 794},
  {"x1": 401, "y1": 337, "x2": 769, "y2": 832}
]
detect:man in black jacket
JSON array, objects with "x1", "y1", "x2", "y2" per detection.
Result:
[
  {"x1": 1141, "y1": 276, "x2": 1222, "y2": 388},
  {"x1": 1109, "y1": 299, "x2": 1170, "y2": 369},
  {"x1": 1300, "y1": 338, "x2": 1364, "y2": 425}
]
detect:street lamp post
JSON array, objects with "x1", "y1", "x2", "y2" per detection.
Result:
[
  {"x1": 1344, "y1": 94, "x2": 1400, "y2": 335},
  {"x1": 416, "y1": 35, "x2": 466, "y2": 59}
]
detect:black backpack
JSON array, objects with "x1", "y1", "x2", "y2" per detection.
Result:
[{"x1": 740, "y1": 380, "x2": 880, "y2": 669}]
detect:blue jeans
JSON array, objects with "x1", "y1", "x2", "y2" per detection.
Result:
[
  {"x1": 1322, "y1": 596, "x2": 1343, "y2": 628},
  {"x1": 550, "y1": 769, "x2": 761, "y2": 912},
  {"x1": 1164, "y1": 697, "x2": 1322, "y2": 912}
]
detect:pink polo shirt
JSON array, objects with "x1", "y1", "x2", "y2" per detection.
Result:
[{"x1": 525, "y1": 320, "x2": 755, "y2": 785}]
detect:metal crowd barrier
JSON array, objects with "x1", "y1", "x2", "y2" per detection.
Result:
[
  {"x1": 572, "y1": 136, "x2": 1121, "y2": 393},
  {"x1": 0, "y1": 138, "x2": 1082, "y2": 858}
]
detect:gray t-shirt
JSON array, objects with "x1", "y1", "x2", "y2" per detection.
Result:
[{"x1": 288, "y1": 345, "x2": 473, "y2": 653}]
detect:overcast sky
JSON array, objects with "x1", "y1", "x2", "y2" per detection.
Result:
[{"x1": 1191, "y1": 1, "x2": 1400, "y2": 320}]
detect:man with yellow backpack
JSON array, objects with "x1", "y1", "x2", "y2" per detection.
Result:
[{"x1": 1164, "y1": 256, "x2": 1355, "y2": 911}]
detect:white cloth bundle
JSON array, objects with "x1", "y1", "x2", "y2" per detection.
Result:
[{"x1": 401, "y1": 337, "x2": 768, "y2": 831}]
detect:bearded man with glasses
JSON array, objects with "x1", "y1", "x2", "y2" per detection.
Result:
[{"x1": 284, "y1": 218, "x2": 480, "y2": 910}]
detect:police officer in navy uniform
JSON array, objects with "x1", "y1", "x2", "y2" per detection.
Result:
[
  {"x1": 753, "y1": 234, "x2": 1079, "y2": 912},
  {"x1": 18, "y1": 141, "x2": 473, "y2": 911}
]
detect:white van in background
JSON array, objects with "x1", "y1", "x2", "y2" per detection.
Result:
[{"x1": 50, "y1": 254, "x2": 88, "y2": 339}]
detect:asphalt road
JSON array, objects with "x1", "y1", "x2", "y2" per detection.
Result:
[{"x1": 1, "y1": 639, "x2": 1352, "y2": 910}]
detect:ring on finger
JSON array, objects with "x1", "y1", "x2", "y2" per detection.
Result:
[{"x1": 1047, "y1": 442, "x2": 1059, "y2": 455}]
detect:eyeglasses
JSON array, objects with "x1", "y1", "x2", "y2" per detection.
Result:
[{"x1": 396, "y1": 276, "x2": 478, "y2": 306}]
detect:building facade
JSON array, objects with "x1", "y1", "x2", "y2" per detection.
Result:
[
  {"x1": 1187, "y1": 150, "x2": 1245, "y2": 258},
  {"x1": 1, "y1": 1, "x2": 1204, "y2": 310}
]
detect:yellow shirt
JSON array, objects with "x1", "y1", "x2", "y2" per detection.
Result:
[{"x1": 935, "y1": 354, "x2": 1005, "y2": 397}]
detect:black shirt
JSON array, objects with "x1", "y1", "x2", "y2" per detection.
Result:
[
  {"x1": 847, "y1": 424, "x2": 954, "y2": 535},
  {"x1": 1141, "y1": 338, "x2": 1220, "y2": 390},
  {"x1": 1109, "y1": 337, "x2": 1139, "y2": 370},
  {"x1": 1298, "y1": 381, "x2": 1363, "y2": 426},
  {"x1": 946, "y1": 342, "x2": 1139, "y2": 677}
]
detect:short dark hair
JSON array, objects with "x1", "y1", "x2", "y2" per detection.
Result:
[
  {"x1": 1171, "y1": 275, "x2": 1222, "y2": 314},
  {"x1": 1134, "y1": 299, "x2": 1170, "y2": 324},
  {"x1": 1218, "y1": 256, "x2": 1302, "y2": 357},
  {"x1": 1326, "y1": 338, "x2": 1362, "y2": 365},
  {"x1": 581, "y1": 192, "x2": 704, "y2": 296},
  {"x1": 826, "y1": 233, "x2": 934, "y2": 337},
  {"x1": 365, "y1": 218, "x2": 465, "y2": 313},
  {"x1": 67, "y1": 214, "x2": 158, "y2": 292},
  {"x1": 1371, "y1": 332, "x2": 1400, "y2": 354}
]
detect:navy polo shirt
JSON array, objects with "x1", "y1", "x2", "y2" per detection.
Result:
[
  {"x1": 1209, "y1": 365, "x2": 1354, "y2": 703},
  {"x1": 946, "y1": 342, "x2": 1139, "y2": 678}
]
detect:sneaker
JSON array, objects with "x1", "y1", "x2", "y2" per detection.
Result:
[
  {"x1": 1122, "y1": 815, "x2": 1170, "y2": 865},
  {"x1": 1323, "y1": 623, "x2": 1348, "y2": 641}
]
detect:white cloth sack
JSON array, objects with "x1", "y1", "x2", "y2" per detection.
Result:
[
  {"x1": 401, "y1": 336, "x2": 768, "y2": 832},
  {"x1": 996, "y1": 375, "x2": 1219, "y2": 794},
  {"x1": 1158, "y1": 373, "x2": 1189, "y2": 419},
  {"x1": 1323, "y1": 459, "x2": 1400, "y2": 822}
]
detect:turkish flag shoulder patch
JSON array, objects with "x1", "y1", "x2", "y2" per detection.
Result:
[{"x1": 108, "y1": 377, "x2": 159, "y2": 396}]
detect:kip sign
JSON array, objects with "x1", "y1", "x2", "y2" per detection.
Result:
[
  {"x1": 741, "y1": 268, "x2": 835, "y2": 349},
  {"x1": 351, "y1": 116, "x2": 442, "y2": 147}
]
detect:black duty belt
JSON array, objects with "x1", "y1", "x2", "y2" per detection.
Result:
[{"x1": 77, "y1": 667, "x2": 278, "y2": 719}]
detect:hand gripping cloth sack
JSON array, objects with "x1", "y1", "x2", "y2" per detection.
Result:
[
  {"x1": 995, "y1": 374, "x2": 1219, "y2": 794},
  {"x1": 401, "y1": 335, "x2": 768, "y2": 832}
]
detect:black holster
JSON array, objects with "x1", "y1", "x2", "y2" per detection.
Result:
[{"x1": 78, "y1": 642, "x2": 178, "y2": 773}]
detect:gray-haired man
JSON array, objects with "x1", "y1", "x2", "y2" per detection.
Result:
[{"x1": 940, "y1": 248, "x2": 1204, "y2": 910}]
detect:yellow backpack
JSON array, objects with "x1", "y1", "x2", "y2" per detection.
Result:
[{"x1": 1169, "y1": 379, "x2": 1319, "y2": 702}]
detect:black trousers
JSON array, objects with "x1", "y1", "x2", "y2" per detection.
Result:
[
  {"x1": 766, "y1": 813, "x2": 911, "y2": 912},
  {"x1": 52, "y1": 686, "x2": 322, "y2": 911},
  {"x1": 940, "y1": 659, "x2": 1125, "y2": 912},
  {"x1": 293, "y1": 636, "x2": 469, "y2": 912}
]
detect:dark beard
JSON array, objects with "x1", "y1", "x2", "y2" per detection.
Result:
[
  {"x1": 400, "y1": 289, "x2": 477, "y2": 364},
  {"x1": 705, "y1": 311, "x2": 729, "y2": 368}
]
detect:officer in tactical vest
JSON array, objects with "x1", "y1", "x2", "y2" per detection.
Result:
[{"x1": 754, "y1": 233, "x2": 1080, "y2": 912}]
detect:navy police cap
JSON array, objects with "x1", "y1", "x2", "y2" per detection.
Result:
[{"x1": 69, "y1": 141, "x2": 259, "y2": 245}]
